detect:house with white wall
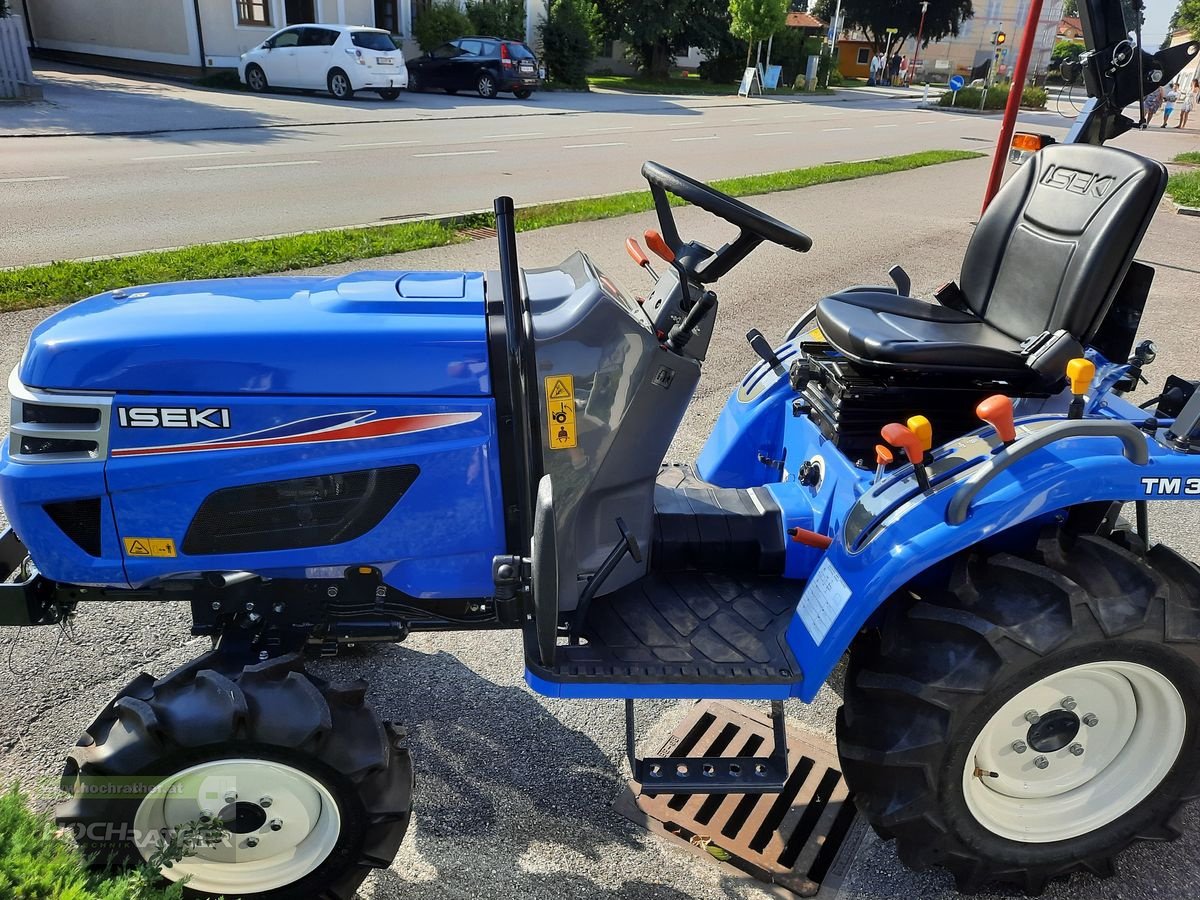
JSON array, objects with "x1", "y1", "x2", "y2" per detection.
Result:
[{"x1": 20, "y1": 0, "x2": 549, "y2": 72}]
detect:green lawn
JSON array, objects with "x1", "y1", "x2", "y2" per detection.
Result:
[
  {"x1": 0, "y1": 149, "x2": 982, "y2": 313},
  {"x1": 1173, "y1": 151, "x2": 1200, "y2": 165},
  {"x1": 1168, "y1": 169, "x2": 1200, "y2": 207},
  {"x1": 0, "y1": 787, "x2": 184, "y2": 900}
]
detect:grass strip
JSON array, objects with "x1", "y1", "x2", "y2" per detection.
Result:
[
  {"x1": 1168, "y1": 169, "x2": 1200, "y2": 207},
  {"x1": 0, "y1": 149, "x2": 982, "y2": 313},
  {"x1": 1173, "y1": 151, "x2": 1200, "y2": 165},
  {"x1": 0, "y1": 786, "x2": 184, "y2": 899}
]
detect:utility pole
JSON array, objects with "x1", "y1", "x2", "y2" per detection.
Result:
[
  {"x1": 911, "y1": 0, "x2": 929, "y2": 85},
  {"x1": 822, "y1": 0, "x2": 843, "y2": 89}
]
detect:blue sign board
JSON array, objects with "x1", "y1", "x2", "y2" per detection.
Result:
[{"x1": 948, "y1": 74, "x2": 966, "y2": 91}]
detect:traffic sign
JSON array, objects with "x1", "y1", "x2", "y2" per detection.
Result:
[{"x1": 948, "y1": 74, "x2": 965, "y2": 91}]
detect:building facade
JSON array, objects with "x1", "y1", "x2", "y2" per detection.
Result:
[
  {"x1": 907, "y1": 0, "x2": 1065, "y2": 82},
  {"x1": 22, "y1": 0, "x2": 550, "y2": 71}
]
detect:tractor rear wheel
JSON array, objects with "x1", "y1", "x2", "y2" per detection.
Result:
[
  {"x1": 58, "y1": 652, "x2": 413, "y2": 899},
  {"x1": 837, "y1": 526, "x2": 1200, "y2": 894}
]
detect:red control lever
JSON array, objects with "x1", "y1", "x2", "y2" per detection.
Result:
[
  {"x1": 625, "y1": 237, "x2": 650, "y2": 268},
  {"x1": 788, "y1": 527, "x2": 833, "y2": 550},
  {"x1": 644, "y1": 229, "x2": 675, "y2": 264},
  {"x1": 976, "y1": 395, "x2": 1016, "y2": 446},
  {"x1": 881, "y1": 423, "x2": 930, "y2": 491}
]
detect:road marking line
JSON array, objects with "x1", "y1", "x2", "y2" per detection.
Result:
[
  {"x1": 0, "y1": 175, "x2": 69, "y2": 183},
  {"x1": 186, "y1": 160, "x2": 321, "y2": 171},
  {"x1": 822, "y1": 127, "x2": 851, "y2": 132},
  {"x1": 480, "y1": 131, "x2": 544, "y2": 139},
  {"x1": 562, "y1": 141, "x2": 626, "y2": 149},
  {"x1": 732, "y1": 117, "x2": 761, "y2": 123},
  {"x1": 340, "y1": 140, "x2": 422, "y2": 148},
  {"x1": 874, "y1": 124, "x2": 899, "y2": 128},
  {"x1": 588, "y1": 125, "x2": 633, "y2": 132},
  {"x1": 133, "y1": 150, "x2": 252, "y2": 161},
  {"x1": 671, "y1": 135, "x2": 719, "y2": 142},
  {"x1": 412, "y1": 149, "x2": 498, "y2": 157},
  {"x1": 913, "y1": 120, "x2": 938, "y2": 125},
  {"x1": 754, "y1": 131, "x2": 792, "y2": 137}
]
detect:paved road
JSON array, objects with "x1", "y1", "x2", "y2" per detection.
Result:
[
  {"x1": 2, "y1": 156, "x2": 1199, "y2": 900},
  {"x1": 0, "y1": 64, "x2": 1111, "y2": 267}
]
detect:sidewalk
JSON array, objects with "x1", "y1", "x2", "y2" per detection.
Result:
[{"x1": 1, "y1": 157, "x2": 1198, "y2": 900}]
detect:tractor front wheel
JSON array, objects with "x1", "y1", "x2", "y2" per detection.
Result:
[
  {"x1": 838, "y1": 527, "x2": 1200, "y2": 894},
  {"x1": 57, "y1": 652, "x2": 413, "y2": 899}
]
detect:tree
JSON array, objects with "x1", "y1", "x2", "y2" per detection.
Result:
[
  {"x1": 1061, "y1": 0, "x2": 1077, "y2": 17},
  {"x1": 594, "y1": 0, "x2": 731, "y2": 78},
  {"x1": 812, "y1": 0, "x2": 973, "y2": 52},
  {"x1": 540, "y1": 0, "x2": 601, "y2": 87},
  {"x1": 1174, "y1": 0, "x2": 1200, "y2": 37},
  {"x1": 730, "y1": 0, "x2": 789, "y2": 67}
]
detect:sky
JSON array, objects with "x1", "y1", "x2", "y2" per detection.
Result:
[{"x1": 1141, "y1": 0, "x2": 1177, "y2": 51}]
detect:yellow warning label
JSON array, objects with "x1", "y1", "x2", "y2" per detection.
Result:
[
  {"x1": 808, "y1": 327, "x2": 825, "y2": 342},
  {"x1": 544, "y1": 374, "x2": 577, "y2": 450},
  {"x1": 124, "y1": 537, "x2": 177, "y2": 558}
]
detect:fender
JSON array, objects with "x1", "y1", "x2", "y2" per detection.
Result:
[{"x1": 781, "y1": 417, "x2": 1198, "y2": 701}]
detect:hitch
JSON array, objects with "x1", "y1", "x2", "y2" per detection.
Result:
[{"x1": 626, "y1": 698, "x2": 790, "y2": 794}]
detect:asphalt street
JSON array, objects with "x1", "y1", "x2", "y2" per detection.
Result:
[
  {"x1": 0, "y1": 64, "x2": 1102, "y2": 267},
  {"x1": 1, "y1": 155, "x2": 1199, "y2": 899}
]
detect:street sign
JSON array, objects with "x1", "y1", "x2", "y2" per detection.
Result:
[
  {"x1": 737, "y1": 67, "x2": 761, "y2": 97},
  {"x1": 948, "y1": 74, "x2": 965, "y2": 91},
  {"x1": 885, "y1": 27, "x2": 898, "y2": 34}
]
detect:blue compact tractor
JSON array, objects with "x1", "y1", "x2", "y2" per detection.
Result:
[{"x1": 3, "y1": 4, "x2": 1200, "y2": 897}]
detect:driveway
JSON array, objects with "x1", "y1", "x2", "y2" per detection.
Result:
[{"x1": 2, "y1": 157, "x2": 1199, "y2": 900}]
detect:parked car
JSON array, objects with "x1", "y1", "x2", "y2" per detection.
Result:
[
  {"x1": 407, "y1": 36, "x2": 543, "y2": 99},
  {"x1": 239, "y1": 24, "x2": 407, "y2": 101}
]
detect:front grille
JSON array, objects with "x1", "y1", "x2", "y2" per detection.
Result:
[
  {"x1": 183, "y1": 465, "x2": 419, "y2": 555},
  {"x1": 44, "y1": 498, "x2": 103, "y2": 557},
  {"x1": 8, "y1": 368, "x2": 112, "y2": 463}
]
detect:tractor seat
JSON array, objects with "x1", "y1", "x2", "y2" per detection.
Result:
[{"x1": 815, "y1": 144, "x2": 1167, "y2": 379}]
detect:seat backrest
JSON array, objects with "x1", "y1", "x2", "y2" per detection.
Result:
[{"x1": 959, "y1": 143, "x2": 1166, "y2": 342}]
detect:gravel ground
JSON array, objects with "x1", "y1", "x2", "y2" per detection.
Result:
[{"x1": 2, "y1": 155, "x2": 1200, "y2": 899}]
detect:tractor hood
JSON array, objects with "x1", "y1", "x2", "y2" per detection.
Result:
[{"x1": 18, "y1": 271, "x2": 491, "y2": 396}]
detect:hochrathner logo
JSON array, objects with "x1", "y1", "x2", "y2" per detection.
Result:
[
  {"x1": 118, "y1": 407, "x2": 231, "y2": 429},
  {"x1": 1040, "y1": 165, "x2": 1116, "y2": 198}
]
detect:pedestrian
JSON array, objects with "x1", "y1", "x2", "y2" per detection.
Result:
[
  {"x1": 889, "y1": 53, "x2": 901, "y2": 86},
  {"x1": 1143, "y1": 85, "x2": 1164, "y2": 126},
  {"x1": 1179, "y1": 80, "x2": 1197, "y2": 129},
  {"x1": 869, "y1": 51, "x2": 881, "y2": 86},
  {"x1": 899, "y1": 55, "x2": 909, "y2": 85},
  {"x1": 1162, "y1": 82, "x2": 1178, "y2": 127}
]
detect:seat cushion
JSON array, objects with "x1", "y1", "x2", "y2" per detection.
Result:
[{"x1": 815, "y1": 291, "x2": 1029, "y2": 374}]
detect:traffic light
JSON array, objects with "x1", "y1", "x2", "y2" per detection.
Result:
[{"x1": 993, "y1": 30, "x2": 1006, "y2": 46}]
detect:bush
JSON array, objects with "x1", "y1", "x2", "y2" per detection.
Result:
[
  {"x1": 1021, "y1": 85, "x2": 1047, "y2": 109},
  {"x1": 697, "y1": 32, "x2": 749, "y2": 84},
  {"x1": 539, "y1": 0, "x2": 598, "y2": 88},
  {"x1": 939, "y1": 85, "x2": 1008, "y2": 109},
  {"x1": 465, "y1": 0, "x2": 525, "y2": 40},
  {"x1": 413, "y1": 1, "x2": 471, "y2": 52}
]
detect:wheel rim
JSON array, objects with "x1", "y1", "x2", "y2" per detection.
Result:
[
  {"x1": 480, "y1": 75, "x2": 494, "y2": 96},
  {"x1": 133, "y1": 758, "x2": 342, "y2": 894},
  {"x1": 962, "y1": 660, "x2": 1186, "y2": 842},
  {"x1": 332, "y1": 74, "x2": 348, "y2": 96},
  {"x1": 248, "y1": 68, "x2": 264, "y2": 90}
]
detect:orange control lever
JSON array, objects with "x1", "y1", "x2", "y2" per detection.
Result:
[
  {"x1": 644, "y1": 229, "x2": 676, "y2": 264},
  {"x1": 874, "y1": 444, "x2": 894, "y2": 467},
  {"x1": 788, "y1": 527, "x2": 833, "y2": 550},
  {"x1": 625, "y1": 237, "x2": 650, "y2": 268},
  {"x1": 976, "y1": 395, "x2": 1017, "y2": 445},
  {"x1": 881, "y1": 423, "x2": 925, "y2": 466}
]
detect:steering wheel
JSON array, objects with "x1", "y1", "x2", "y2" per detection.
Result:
[{"x1": 641, "y1": 161, "x2": 812, "y2": 281}]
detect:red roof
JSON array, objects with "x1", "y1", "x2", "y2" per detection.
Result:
[
  {"x1": 786, "y1": 12, "x2": 825, "y2": 29},
  {"x1": 1058, "y1": 16, "x2": 1083, "y2": 36}
]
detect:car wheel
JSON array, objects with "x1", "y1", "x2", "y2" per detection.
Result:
[
  {"x1": 407, "y1": 72, "x2": 421, "y2": 92},
  {"x1": 328, "y1": 68, "x2": 354, "y2": 101},
  {"x1": 514, "y1": 89, "x2": 532, "y2": 100},
  {"x1": 379, "y1": 89, "x2": 401, "y2": 101},
  {"x1": 477, "y1": 72, "x2": 498, "y2": 99},
  {"x1": 245, "y1": 64, "x2": 268, "y2": 93}
]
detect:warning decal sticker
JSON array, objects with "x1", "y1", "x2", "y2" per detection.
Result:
[
  {"x1": 544, "y1": 374, "x2": 577, "y2": 450},
  {"x1": 124, "y1": 537, "x2": 177, "y2": 558}
]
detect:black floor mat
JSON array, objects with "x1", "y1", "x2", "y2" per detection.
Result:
[{"x1": 547, "y1": 572, "x2": 802, "y2": 684}]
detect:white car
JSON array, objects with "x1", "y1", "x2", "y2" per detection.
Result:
[{"x1": 239, "y1": 24, "x2": 408, "y2": 101}]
